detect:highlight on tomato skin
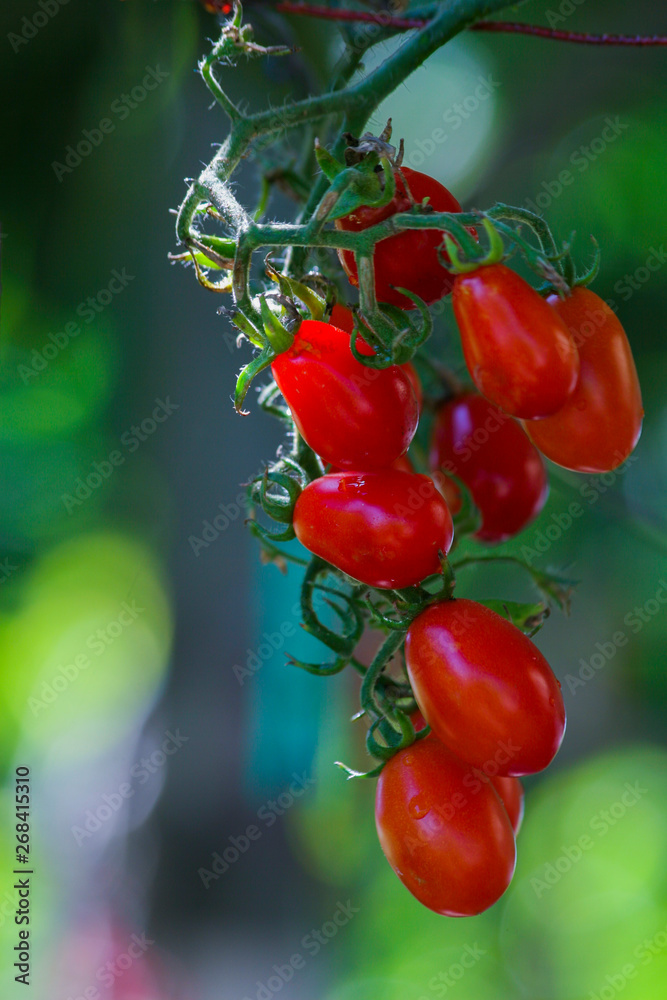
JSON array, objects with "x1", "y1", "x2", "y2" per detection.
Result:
[
  {"x1": 405, "y1": 598, "x2": 566, "y2": 776},
  {"x1": 430, "y1": 391, "x2": 548, "y2": 543},
  {"x1": 271, "y1": 319, "x2": 419, "y2": 470},
  {"x1": 335, "y1": 167, "x2": 463, "y2": 310},
  {"x1": 452, "y1": 263, "x2": 580, "y2": 419},
  {"x1": 525, "y1": 287, "x2": 644, "y2": 473},
  {"x1": 375, "y1": 737, "x2": 517, "y2": 917},
  {"x1": 490, "y1": 775, "x2": 525, "y2": 835},
  {"x1": 292, "y1": 470, "x2": 454, "y2": 590}
]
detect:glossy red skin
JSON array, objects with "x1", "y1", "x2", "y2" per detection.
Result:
[
  {"x1": 271, "y1": 320, "x2": 418, "y2": 470},
  {"x1": 336, "y1": 167, "x2": 462, "y2": 309},
  {"x1": 403, "y1": 361, "x2": 423, "y2": 412},
  {"x1": 430, "y1": 392, "x2": 548, "y2": 543},
  {"x1": 329, "y1": 302, "x2": 356, "y2": 334},
  {"x1": 525, "y1": 288, "x2": 643, "y2": 472},
  {"x1": 391, "y1": 453, "x2": 415, "y2": 474},
  {"x1": 375, "y1": 738, "x2": 516, "y2": 916},
  {"x1": 490, "y1": 776, "x2": 524, "y2": 835},
  {"x1": 293, "y1": 471, "x2": 454, "y2": 589},
  {"x1": 405, "y1": 599, "x2": 566, "y2": 776},
  {"x1": 329, "y1": 453, "x2": 414, "y2": 475},
  {"x1": 453, "y1": 264, "x2": 580, "y2": 418},
  {"x1": 329, "y1": 303, "x2": 423, "y2": 411},
  {"x1": 411, "y1": 713, "x2": 524, "y2": 835}
]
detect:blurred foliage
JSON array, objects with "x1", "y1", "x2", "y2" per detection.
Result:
[{"x1": 313, "y1": 747, "x2": 667, "y2": 1000}]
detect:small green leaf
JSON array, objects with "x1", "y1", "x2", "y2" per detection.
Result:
[{"x1": 478, "y1": 599, "x2": 550, "y2": 636}]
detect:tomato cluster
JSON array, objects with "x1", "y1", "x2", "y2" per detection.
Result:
[
  {"x1": 275, "y1": 324, "x2": 453, "y2": 588},
  {"x1": 336, "y1": 168, "x2": 642, "y2": 487},
  {"x1": 267, "y1": 303, "x2": 565, "y2": 916},
  {"x1": 448, "y1": 266, "x2": 643, "y2": 475},
  {"x1": 178, "y1": 16, "x2": 647, "y2": 929},
  {"x1": 375, "y1": 596, "x2": 565, "y2": 916},
  {"x1": 251, "y1": 158, "x2": 642, "y2": 920}
]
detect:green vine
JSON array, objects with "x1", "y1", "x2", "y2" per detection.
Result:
[
  {"x1": 173, "y1": 1, "x2": 576, "y2": 375},
  {"x1": 174, "y1": 0, "x2": 583, "y2": 776}
]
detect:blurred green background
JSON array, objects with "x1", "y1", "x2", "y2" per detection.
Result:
[{"x1": 0, "y1": 1, "x2": 665, "y2": 997}]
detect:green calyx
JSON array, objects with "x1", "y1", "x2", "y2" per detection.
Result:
[
  {"x1": 347, "y1": 291, "x2": 433, "y2": 369},
  {"x1": 572, "y1": 236, "x2": 602, "y2": 289},
  {"x1": 265, "y1": 260, "x2": 327, "y2": 321},
  {"x1": 478, "y1": 599, "x2": 550, "y2": 637},
  {"x1": 313, "y1": 147, "x2": 397, "y2": 223},
  {"x1": 441, "y1": 216, "x2": 505, "y2": 275},
  {"x1": 233, "y1": 296, "x2": 293, "y2": 413}
]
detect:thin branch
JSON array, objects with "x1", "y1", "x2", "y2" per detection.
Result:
[
  {"x1": 275, "y1": 3, "x2": 667, "y2": 46},
  {"x1": 472, "y1": 21, "x2": 667, "y2": 45}
]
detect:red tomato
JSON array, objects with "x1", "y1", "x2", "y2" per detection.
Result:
[
  {"x1": 405, "y1": 599, "x2": 566, "y2": 775},
  {"x1": 452, "y1": 264, "x2": 579, "y2": 418},
  {"x1": 329, "y1": 303, "x2": 423, "y2": 410},
  {"x1": 375, "y1": 737, "x2": 516, "y2": 916},
  {"x1": 410, "y1": 712, "x2": 523, "y2": 833},
  {"x1": 292, "y1": 471, "x2": 454, "y2": 589},
  {"x1": 200, "y1": 0, "x2": 232, "y2": 11},
  {"x1": 403, "y1": 361, "x2": 423, "y2": 412},
  {"x1": 430, "y1": 392, "x2": 548, "y2": 543},
  {"x1": 391, "y1": 453, "x2": 415, "y2": 474},
  {"x1": 410, "y1": 712, "x2": 524, "y2": 832},
  {"x1": 410, "y1": 709, "x2": 427, "y2": 732},
  {"x1": 336, "y1": 167, "x2": 463, "y2": 309},
  {"x1": 329, "y1": 454, "x2": 413, "y2": 475},
  {"x1": 329, "y1": 302, "x2": 356, "y2": 334},
  {"x1": 490, "y1": 776, "x2": 524, "y2": 835},
  {"x1": 525, "y1": 288, "x2": 643, "y2": 472},
  {"x1": 271, "y1": 320, "x2": 418, "y2": 469}
]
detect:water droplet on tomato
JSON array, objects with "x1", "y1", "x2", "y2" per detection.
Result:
[{"x1": 408, "y1": 796, "x2": 429, "y2": 819}]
